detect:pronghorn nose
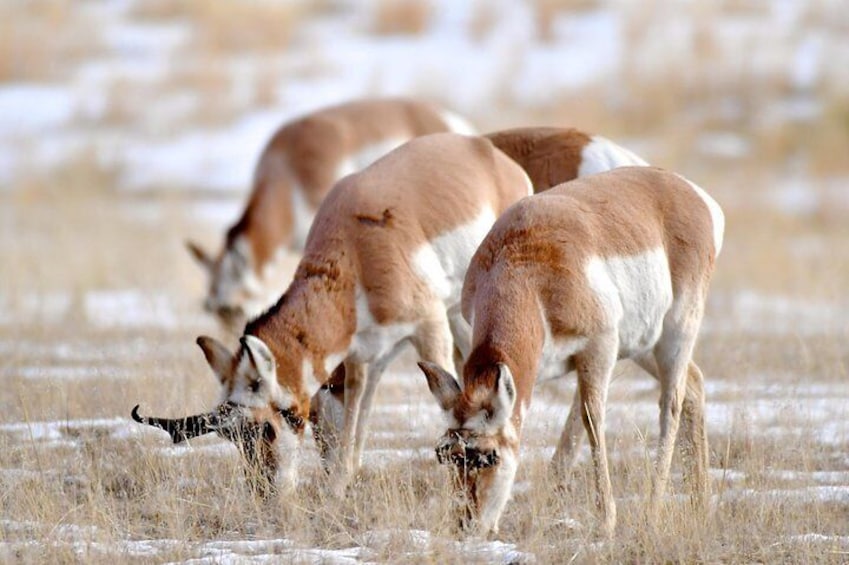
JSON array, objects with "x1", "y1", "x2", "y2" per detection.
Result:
[{"x1": 436, "y1": 436, "x2": 468, "y2": 466}]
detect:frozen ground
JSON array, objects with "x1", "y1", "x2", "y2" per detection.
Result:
[{"x1": 2, "y1": 0, "x2": 848, "y2": 562}]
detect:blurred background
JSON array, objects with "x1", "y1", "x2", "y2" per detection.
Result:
[
  {"x1": 1, "y1": 0, "x2": 847, "y2": 409},
  {"x1": 1, "y1": 2, "x2": 847, "y2": 560}
]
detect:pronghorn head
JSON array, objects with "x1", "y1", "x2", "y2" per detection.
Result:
[
  {"x1": 417, "y1": 361, "x2": 520, "y2": 535},
  {"x1": 187, "y1": 237, "x2": 259, "y2": 328},
  {"x1": 133, "y1": 335, "x2": 304, "y2": 497}
]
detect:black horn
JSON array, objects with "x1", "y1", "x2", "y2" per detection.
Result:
[{"x1": 131, "y1": 404, "x2": 233, "y2": 444}]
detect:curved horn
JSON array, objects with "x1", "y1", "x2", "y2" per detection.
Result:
[{"x1": 131, "y1": 404, "x2": 231, "y2": 444}]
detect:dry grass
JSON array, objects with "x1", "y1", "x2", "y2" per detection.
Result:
[
  {"x1": 370, "y1": 0, "x2": 432, "y2": 36},
  {"x1": 0, "y1": 0, "x2": 103, "y2": 82},
  {"x1": 2, "y1": 182, "x2": 847, "y2": 561},
  {"x1": 131, "y1": 0, "x2": 304, "y2": 54},
  {"x1": 2, "y1": 0, "x2": 848, "y2": 562}
]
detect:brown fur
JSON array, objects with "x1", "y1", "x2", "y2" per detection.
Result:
[
  {"x1": 245, "y1": 133, "x2": 531, "y2": 423},
  {"x1": 453, "y1": 166, "x2": 720, "y2": 533},
  {"x1": 484, "y1": 127, "x2": 593, "y2": 193},
  {"x1": 231, "y1": 98, "x2": 465, "y2": 270}
]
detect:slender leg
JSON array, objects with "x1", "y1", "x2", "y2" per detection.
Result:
[
  {"x1": 634, "y1": 354, "x2": 709, "y2": 511},
  {"x1": 351, "y1": 340, "x2": 409, "y2": 469},
  {"x1": 575, "y1": 332, "x2": 618, "y2": 537},
  {"x1": 550, "y1": 386, "x2": 586, "y2": 484},
  {"x1": 330, "y1": 360, "x2": 367, "y2": 496},
  {"x1": 650, "y1": 324, "x2": 699, "y2": 518},
  {"x1": 680, "y1": 361, "x2": 709, "y2": 510}
]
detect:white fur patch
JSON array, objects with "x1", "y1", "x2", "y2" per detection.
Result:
[
  {"x1": 578, "y1": 136, "x2": 648, "y2": 177},
  {"x1": 300, "y1": 350, "x2": 347, "y2": 395},
  {"x1": 678, "y1": 174, "x2": 725, "y2": 256},
  {"x1": 348, "y1": 286, "x2": 416, "y2": 364},
  {"x1": 274, "y1": 420, "x2": 301, "y2": 492},
  {"x1": 324, "y1": 351, "x2": 347, "y2": 377},
  {"x1": 290, "y1": 184, "x2": 317, "y2": 251},
  {"x1": 411, "y1": 207, "x2": 498, "y2": 305},
  {"x1": 439, "y1": 110, "x2": 477, "y2": 136},
  {"x1": 207, "y1": 236, "x2": 255, "y2": 312},
  {"x1": 536, "y1": 297, "x2": 588, "y2": 380},
  {"x1": 223, "y1": 338, "x2": 292, "y2": 408},
  {"x1": 336, "y1": 137, "x2": 413, "y2": 181},
  {"x1": 301, "y1": 359, "x2": 325, "y2": 397},
  {"x1": 476, "y1": 443, "x2": 519, "y2": 534},
  {"x1": 584, "y1": 248, "x2": 673, "y2": 358}
]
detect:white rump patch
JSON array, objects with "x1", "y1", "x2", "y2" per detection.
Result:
[
  {"x1": 585, "y1": 248, "x2": 673, "y2": 358},
  {"x1": 578, "y1": 136, "x2": 648, "y2": 177},
  {"x1": 678, "y1": 174, "x2": 725, "y2": 256},
  {"x1": 412, "y1": 207, "x2": 498, "y2": 305}
]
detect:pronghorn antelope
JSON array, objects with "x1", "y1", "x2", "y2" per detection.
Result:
[
  {"x1": 187, "y1": 98, "x2": 476, "y2": 326},
  {"x1": 418, "y1": 166, "x2": 724, "y2": 535},
  {"x1": 485, "y1": 126, "x2": 647, "y2": 192},
  {"x1": 309, "y1": 126, "x2": 649, "y2": 467},
  {"x1": 133, "y1": 133, "x2": 533, "y2": 496}
]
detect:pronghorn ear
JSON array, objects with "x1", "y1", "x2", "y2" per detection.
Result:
[
  {"x1": 196, "y1": 335, "x2": 235, "y2": 384},
  {"x1": 186, "y1": 240, "x2": 214, "y2": 271},
  {"x1": 240, "y1": 335, "x2": 276, "y2": 382},
  {"x1": 417, "y1": 361, "x2": 461, "y2": 412},
  {"x1": 491, "y1": 363, "x2": 516, "y2": 425}
]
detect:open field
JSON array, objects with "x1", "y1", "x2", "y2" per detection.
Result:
[{"x1": 2, "y1": 0, "x2": 848, "y2": 562}]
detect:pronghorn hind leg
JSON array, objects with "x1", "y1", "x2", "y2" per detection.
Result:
[
  {"x1": 649, "y1": 318, "x2": 701, "y2": 520},
  {"x1": 634, "y1": 355, "x2": 710, "y2": 512},
  {"x1": 680, "y1": 361, "x2": 709, "y2": 511}
]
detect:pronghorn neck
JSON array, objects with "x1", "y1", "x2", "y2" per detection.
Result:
[
  {"x1": 229, "y1": 169, "x2": 297, "y2": 275},
  {"x1": 244, "y1": 253, "x2": 357, "y2": 410},
  {"x1": 463, "y1": 278, "x2": 544, "y2": 426}
]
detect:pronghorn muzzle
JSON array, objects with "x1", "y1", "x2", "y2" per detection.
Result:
[
  {"x1": 436, "y1": 431, "x2": 500, "y2": 470},
  {"x1": 131, "y1": 402, "x2": 238, "y2": 444}
]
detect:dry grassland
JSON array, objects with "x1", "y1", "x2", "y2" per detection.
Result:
[{"x1": 1, "y1": 0, "x2": 848, "y2": 563}]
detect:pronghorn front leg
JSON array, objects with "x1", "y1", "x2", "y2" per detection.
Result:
[
  {"x1": 550, "y1": 386, "x2": 586, "y2": 485},
  {"x1": 331, "y1": 359, "x2": 367, "y2": 495},
  {"x1": 351, "y1": 341, "x2": 409, "y2": 471},
  {"x1": 576, "y1": 333, "x2": 618, "y2": 537}
]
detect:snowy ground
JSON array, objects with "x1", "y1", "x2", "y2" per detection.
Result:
[{"x1": 2, "y1": 0, "x2": 848, "y2": 562}]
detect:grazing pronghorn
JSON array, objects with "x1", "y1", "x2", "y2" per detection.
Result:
[
  {"x1": 187, "y1": 98, "x2": 476, "y2": 326},
  {"x1": 417, "y1": 166, "x2": 724, "y2": 535},
  {"x1": 133, "y1": 133, "x2": 533, "y2": 495},
  {"x1": 309, "y1": 126, "x2": 649, "y2": 467},
  {"x1": 485, "y1": 126, "x2": 647, "y2": 192}
]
